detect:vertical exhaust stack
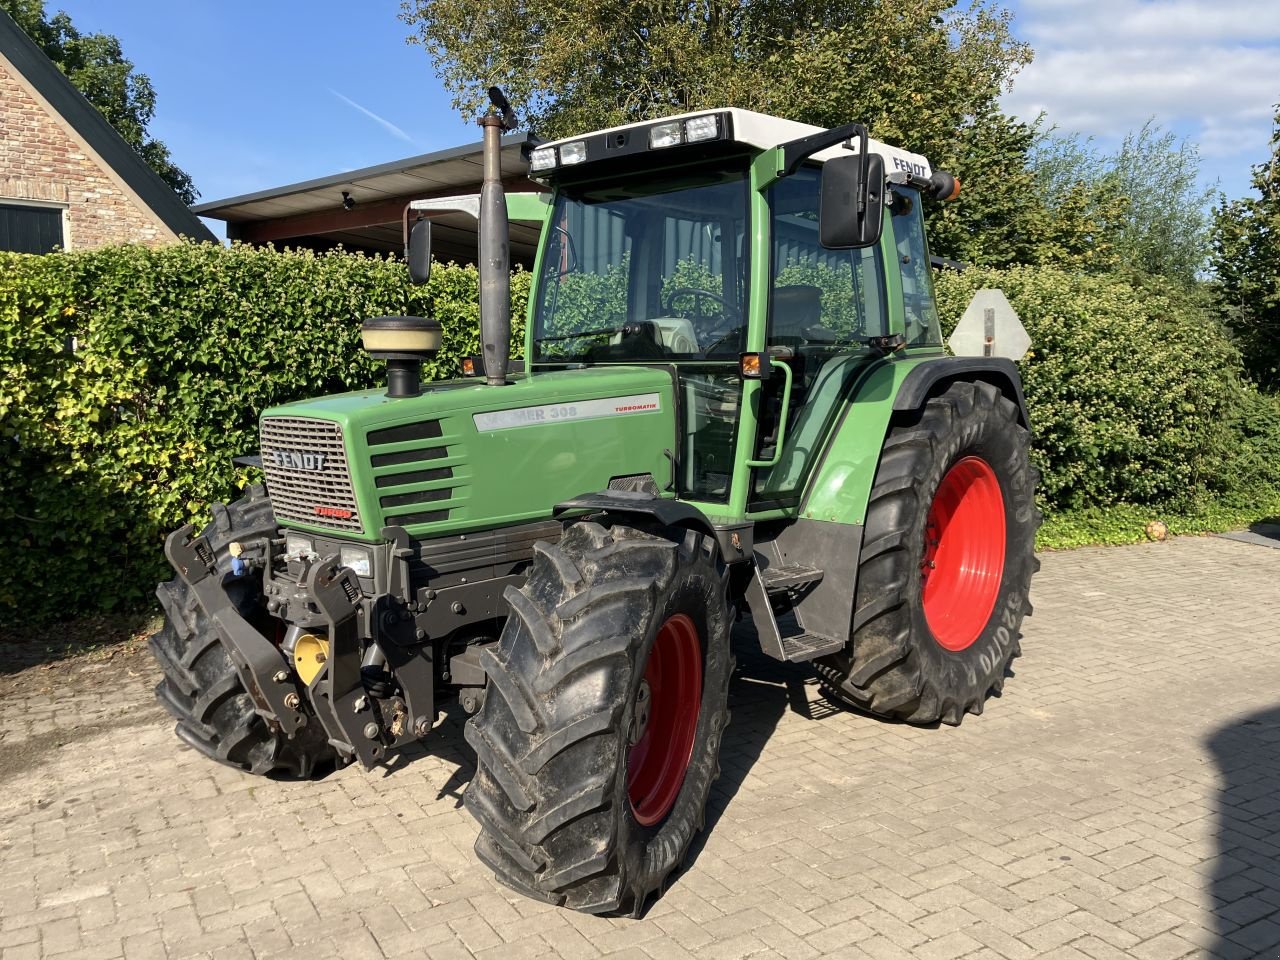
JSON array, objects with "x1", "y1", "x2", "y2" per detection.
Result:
[{"x1": 479, "y1": 87, "x2": 516, "y2": 386}]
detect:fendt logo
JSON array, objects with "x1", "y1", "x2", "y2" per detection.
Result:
[
  {"x1": 314, "y1": 505, "x2": 353, "y2": 519},
  {"x1": 270, "y1": 450, "x2": 327, "y2": 472}
]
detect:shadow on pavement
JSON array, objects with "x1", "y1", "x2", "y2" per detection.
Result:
[
  {"x1": 679, "y1": 631, "x2": 837, "y2": 877},
  {"x1": 0, "y1": 611, "x2": 155, "y2": 677},
  {"x1": 1207, "y1": 705, "x2": 1280, "y2": 959},
  {"x1": 1247, "y1": 520, "x2": 1280, "y2": 543}
]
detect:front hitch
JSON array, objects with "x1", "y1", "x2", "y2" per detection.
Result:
[{"x1": 164, "y1": 524, "x2": 308, "y2": 737}]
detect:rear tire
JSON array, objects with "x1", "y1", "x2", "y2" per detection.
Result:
[
  {"x1": 149, "y1": 487, "x2": 337, "y2": 777},
  {"x1": 465, "y1": 521, "x2": 732, "y2": 916},
  {"x1": 818, "y1": 380, "x2": 1041, "y2": 725}
]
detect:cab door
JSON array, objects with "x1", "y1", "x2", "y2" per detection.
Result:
[{"x1": 750, "y1": 164, "x2": 890, "y2": 509}]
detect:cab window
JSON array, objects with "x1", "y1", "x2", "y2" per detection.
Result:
[{"x1": 890, "y1": 188, "x2": 943, "y2": 346}]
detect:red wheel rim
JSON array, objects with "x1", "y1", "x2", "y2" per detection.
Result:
[
  {"x1": 627, "y1": 613, "x2": 703, "y2": 826},
  {"x1": 922, "y1": 456, "x2": 1006, "y2": 652}
]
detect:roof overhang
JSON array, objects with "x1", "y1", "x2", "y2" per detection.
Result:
[{"x1": 193, "y1": 132, "x2": 545, "y2": 262}]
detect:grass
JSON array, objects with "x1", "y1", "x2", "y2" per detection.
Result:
[{"x1": 1038, "y1": 490, "x2": 1280, "y2": 550}]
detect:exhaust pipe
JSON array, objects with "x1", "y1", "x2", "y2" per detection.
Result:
[{"x1": 478, "y1": 88, "x2": 515, "y2": 386}]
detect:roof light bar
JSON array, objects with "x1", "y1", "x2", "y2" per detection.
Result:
[
  {"x1": 528, "y1": 146, "x2": 556, "y2": 171},
  {"x1": 649, "y1": 121, "x2": 683, "y2": 149}
]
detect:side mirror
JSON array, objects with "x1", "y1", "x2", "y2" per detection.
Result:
[
  {"x1": 407, "y1": 218, "x2": 432, "y2": 285},
  {"x1": 819, "y1": 153, "x2": 885, "y2": 249}
]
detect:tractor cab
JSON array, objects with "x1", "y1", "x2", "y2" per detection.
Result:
[{"x1": 494, "y1": 108, "x2": 954, "y2": 514}]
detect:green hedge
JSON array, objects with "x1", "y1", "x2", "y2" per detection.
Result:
[
  {"x1": 934, "y1": 265, "x2": 1278, "y2": 512},
  {"x1": 4, "y1": 246, "x2": 1275, "y2": 623},
  {"x1": 1, "y1": 243, "x2": 527, "y2": 623}
]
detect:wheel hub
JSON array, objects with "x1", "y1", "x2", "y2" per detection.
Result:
[
  {"x1": 630, "y1": 680, "x2": 652, "y2": 744},
  {"x1": 922, "y1": 456, "x2": 1006, "y2": 652}
]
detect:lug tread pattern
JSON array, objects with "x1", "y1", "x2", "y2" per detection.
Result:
[
  {"x1": 465, "y1": 521, "x2": 731, "y2": 916},
  {"x1": 818, "y1": 380, "x2": 1041, "y2": 725}
]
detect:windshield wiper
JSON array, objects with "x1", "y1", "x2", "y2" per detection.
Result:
[{"x1": 535, "y1": 326, "x2": 622, "y2": 343}]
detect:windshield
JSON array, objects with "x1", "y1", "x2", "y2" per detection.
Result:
[{"x1": 532, "y1": 167, "x2": 749, "y2": 363}]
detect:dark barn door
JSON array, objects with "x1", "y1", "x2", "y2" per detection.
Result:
[{"x1": 0, "y1": 203, "x2": 64, "y2": 254}]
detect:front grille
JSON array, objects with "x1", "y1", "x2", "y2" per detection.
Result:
[{"x1": 260, "y1": 417, "x2": 362, "y2": 533}]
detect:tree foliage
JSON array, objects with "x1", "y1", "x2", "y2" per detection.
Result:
[
  {"x1": 401, "y1": 0, "x2": 1035, "y2": 263},
  {"x1": 1, "y1": 0, "x2": 198, "y2": 204},
  {"x1": 1212, "y1": 106, "x2": 1280, "y2": 389},
  {"x1": 1029, "y1": 122, "x2": 1213, "y2": 284}
]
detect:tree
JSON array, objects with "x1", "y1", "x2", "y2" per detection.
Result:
[
  {"x1": 2, "y1": 0, "x2": 198, "y2": 204},
  {"x1": 1212, "y1": 106, "x2": 1280, "y2": 389},
  {"x1": 400, "y1": 0, "x2": 1035, "y2": 263},
  {"x1": 1029, "y1": 122, "x2": 1213, "y2": 284}
]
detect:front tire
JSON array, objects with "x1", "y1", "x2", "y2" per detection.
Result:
[
  {"x1": 819, "y1": 380, "x2": 1041, "y2": 725},
  {"x1": 464, "y1": 521, "x2": 732, "y2": 915}
]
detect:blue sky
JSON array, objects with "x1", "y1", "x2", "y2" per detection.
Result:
[{"x1": 48, "y1": 0, "x2": 1280, "y2": 239}]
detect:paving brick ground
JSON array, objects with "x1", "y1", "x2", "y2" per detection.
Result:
[{"x1": 2, "y1": 535, "x2": 1279, "y2": 960}]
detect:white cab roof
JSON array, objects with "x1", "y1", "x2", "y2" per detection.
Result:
[{"x1": 541, "y1": 107, "x2": 932, "y2": 178}]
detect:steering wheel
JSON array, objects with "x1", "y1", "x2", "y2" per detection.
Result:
[
  {"x1": 662, "y1": 286, "x2": 731, "y2": 318},
  {"x1": 661, "y1": 287, "x2": 738, "y2": 345}
]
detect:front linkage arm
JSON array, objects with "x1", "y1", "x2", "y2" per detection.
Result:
[{"x1": 164, "y1": 524, "x2": 308, "y2": 737}]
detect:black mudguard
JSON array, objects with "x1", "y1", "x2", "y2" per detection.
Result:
[{"x1": 894, "y1": 356, "x2": 1030, "y2": 428}]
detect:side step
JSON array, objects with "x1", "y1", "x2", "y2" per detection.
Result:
[
  {"x1": 780, "y1": 632, "x2": 846, "y2": 661},
  {"x1": 759, "y1": 563, "x2": 824, "y2": 596},
  {"x1": 745, "y1": 564, "x2": 845, "y2": 663}
]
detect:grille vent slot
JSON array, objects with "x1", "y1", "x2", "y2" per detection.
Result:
[
  {"x1": 368, "y1": 420, "x2": 454, "y2": 526},
  {"x1": 260, "y1": 417, "x2": 362, "y2": 532}
]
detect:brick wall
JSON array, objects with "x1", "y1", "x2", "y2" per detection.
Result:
[{"x1": 0, "y1": 53, "x2": 176, "y2": 249}]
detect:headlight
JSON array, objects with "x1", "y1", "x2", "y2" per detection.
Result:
[
  {"x1": 649, "y1": 121, "x2": 683, "y2": 148},
  {"x1": 284, "y1": 533, "x2": 313, "y2": 560},
  {"x1": 684, "y1": 115, "x2": 719, "y2": 143},
  {"x1": 340, "y1": 545, "x2": 373, "y2": 578},
  {"x1": 559, "y1": 140, "x2": 587, "y2": 165},
  {"x1": 529, "y1": 146, "x2": 556, "y2": 171}
]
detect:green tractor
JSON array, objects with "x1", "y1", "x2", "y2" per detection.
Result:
[{"x1": 150, "y1": 95, "x2": 1040, "y2": 916}]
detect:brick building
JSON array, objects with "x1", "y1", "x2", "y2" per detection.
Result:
[{"x1": 0, "y1": 10, "x2": 213, "y2": 253}]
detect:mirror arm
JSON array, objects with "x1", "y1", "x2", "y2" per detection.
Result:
[{"x1": 778, "y1": 122, "x2": 869, "y2": 178}]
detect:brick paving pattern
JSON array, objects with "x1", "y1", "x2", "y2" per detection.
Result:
[{"x1": 1, "y1": 535, "x2": 1278, "y2": 959}]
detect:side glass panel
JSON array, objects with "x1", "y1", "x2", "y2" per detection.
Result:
[
  {"x1": 679, "y1": 368, "x2": 741, "y2": 502},
  {"x1": 891, "y1": 187, "x2": 944, "y2": 346},
  {"x1": 770, "y1": 165, "x2": 886, "y2": 343},
  {"x1": 752, "y1": 165, "x2": 888, "y2": 504}
]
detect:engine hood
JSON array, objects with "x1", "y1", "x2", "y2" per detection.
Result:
[{"x1": 258, "y1": 367, "x2": 676, "y2": 542}]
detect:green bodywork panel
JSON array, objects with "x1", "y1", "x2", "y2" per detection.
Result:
[
  {"x1": 797, "y1": 352, "x2": 941, "y2": 525},
  {"x1": 262, "y1": 367, "x2": 675, "y2": 542}
]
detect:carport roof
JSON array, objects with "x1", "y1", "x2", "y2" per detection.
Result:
[
  {"x1": 191, "y1": 131, "x2": 538, "y2": 223},
  {"x1": 192, "y1": 131, "x2": 543, "y2": 261}
]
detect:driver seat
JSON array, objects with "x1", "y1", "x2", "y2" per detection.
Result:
[{"x1": 770, "y1": 285, "x2": 823, "y2": 340}]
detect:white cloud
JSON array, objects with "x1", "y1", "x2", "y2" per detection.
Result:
[{"x1": 1003, "y1": 0, "x2": 1279, "y2": 183}]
